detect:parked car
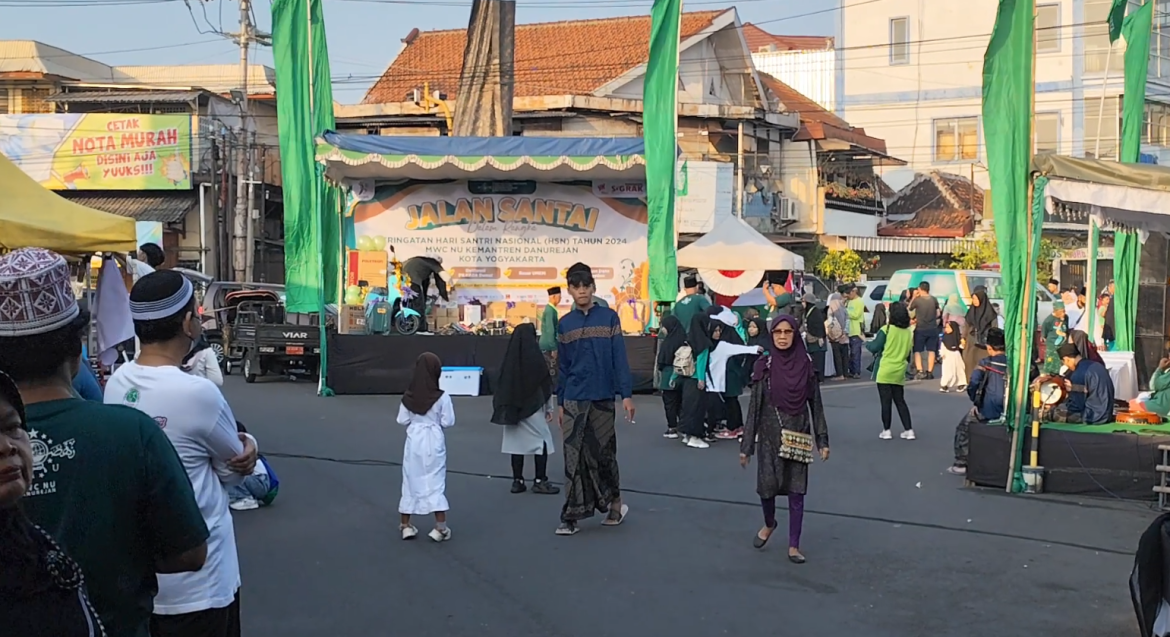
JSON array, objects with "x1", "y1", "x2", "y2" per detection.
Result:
[{"x1": 882, "y1": 269, "x2": 1054, "y2": 326}]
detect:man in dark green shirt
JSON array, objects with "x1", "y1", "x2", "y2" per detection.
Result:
[
  {"x1": 671, "y1": 274, "x2": 711, "y2": 333},
  {"x1": 0, "y1": 247, "x2": 209, "y2": 637},
  {"x1": 540, "y1": 286, "x2": 562, "y2": 380}
]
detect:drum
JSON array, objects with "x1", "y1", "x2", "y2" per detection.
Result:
[{"x1": 1116, "y1": 411, "x2": 1163, "y2": 425}]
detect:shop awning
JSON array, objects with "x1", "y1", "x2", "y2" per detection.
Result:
[
  {"x1": 844, "y1": 235, "x2": 964, "y2": 254},
  {"x1": 1033, "y1": 153, "x2": 1170, "y2": 234},
  {"x1": 0, "y1": 154, "x2": 136, "y2": 253},
  {"x1": 57, "y1": 192, "x2": 197, "y2": 224},
  {"x1": 677, "y1": 216, "x2": 805, "y2": 270},
  {"x1": 316, "y1": 131, "x2": 647, "y2": 182}
]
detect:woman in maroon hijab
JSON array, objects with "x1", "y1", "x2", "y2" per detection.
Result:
[{"x1": 739, "y1": 315, "x2": 830, "y2": 563}]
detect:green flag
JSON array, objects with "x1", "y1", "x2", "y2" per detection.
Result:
[
  {"x1": 273, "y1": 0, "x2": 341, "y2": 315},
  {"x1": 982, "y1": 0, "x2": 1035, "y2": 492},
  {"x1": 1108, "y1": 0, "x2": 1128, "y2": 42},
  {"x1": 1115, "y1": 0, "x2": 1153, "y2": 351},
  {"x1": 643, "y1": 0, "x2": 681, "y2": 303}
]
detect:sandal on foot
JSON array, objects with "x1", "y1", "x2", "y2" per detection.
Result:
[
  {"x1": 788, "y1": 551, "x2": 806, "y2": 564},
  {"x1": 531, "y1": 480, "x2": 560, "y2": 495},
  {"x1": 602, "y1": 503, "x2": 629, "y2": 527},
  {"x1": 753, "y1": 524, "x2": 777, "y2": 549},
  {"x1": 555, "y1": 521, "x2": 580, "y2": 536},
  {"x1": 400, "y1": 525, "x2": 418, "y2": 540}
]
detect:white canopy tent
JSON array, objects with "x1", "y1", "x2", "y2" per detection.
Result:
[{"x1": 676, "y1": 216, "x2": 805, "y2": 270}]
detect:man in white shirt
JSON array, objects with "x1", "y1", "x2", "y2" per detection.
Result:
[{"x1": 105, "y1": 270, "x2": 257, "y2": 637}]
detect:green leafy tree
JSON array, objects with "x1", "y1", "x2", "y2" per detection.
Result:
[
  {"x1": 950, "y1": 237, "x2": 1062, "y2": 272},
  {"x1": 815, "y1": 248, "x2": 865, "y2": 284}
]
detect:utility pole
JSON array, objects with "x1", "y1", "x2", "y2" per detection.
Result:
[
  {"x1": 245, "y1": 130, "x2": 257, "y2": 282},
  {"x1": 231, "y1": 0, "x2": 253, "y2": 282}
]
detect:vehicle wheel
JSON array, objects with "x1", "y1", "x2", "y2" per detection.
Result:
[
  {"x1": 396, "y1": 313, "x2": 421, "y2": 335},
  {"x1": 244, "y1": 357, "x2": 257, "y2": 384},
  {"x1": 210, "y1": 341, "x2": 226, "y2": 366}
]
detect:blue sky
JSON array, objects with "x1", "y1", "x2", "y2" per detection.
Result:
[{"x1": 0, "y1": 0, "x2": 836, "y2": 103}]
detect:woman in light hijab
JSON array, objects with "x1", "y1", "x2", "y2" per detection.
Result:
[
  {"x1": 492, "y1": 324, "x2": 559, "y2": 495},
  {"x1": 826, "y1": 293, "x2": 850, "y2": 380},
  {"x1": 739, "y1": 316, "x2": 829, "y2": 564}
]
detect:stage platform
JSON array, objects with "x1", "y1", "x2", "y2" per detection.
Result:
[
  {"x1": 967, "y1": 421, "x2": 1170, "y2": 500},
  {"x1": 326, "y1": 333, "x2": 657, "y2": 395}
]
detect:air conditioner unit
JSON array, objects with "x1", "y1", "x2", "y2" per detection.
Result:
[{"x1": 776, "y1": 197, "x2": 798, "y2": 221}]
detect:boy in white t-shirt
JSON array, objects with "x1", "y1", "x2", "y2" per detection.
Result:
[{"x1": 105, "y1": 270, "x2": 257, "y2": 637}]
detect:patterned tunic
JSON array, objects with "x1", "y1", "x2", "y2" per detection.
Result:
[{"x1": 740, "y1": 375, "x2": 829, "y2": 497}]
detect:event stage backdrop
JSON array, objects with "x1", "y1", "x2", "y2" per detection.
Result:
[{"x1": 346, "y1": 181, "x2": 652, "y2": 328}]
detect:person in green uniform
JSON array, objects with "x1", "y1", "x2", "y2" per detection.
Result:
[
  {"x1": 540, "y1": 286, "x2": 562, "y2": 380},
  {"x1": 868, "y1": 301, "x2": 915, "y2": 440},
  {"x1": 672, "y1": 274, "x2": 711, "y2": 333},
  {"x1": 1132, "y1": 356, "x2": 1170, "y2": 418},
  {"x1": 1040, "y1": 301, "x2": 1068, "y2": 374},
  {"x1": 0, "y1": 247, "x2": 210, "y2": 637},
  {"x1": 762, "y1": 275, "x2": 796, "y2": 323}
]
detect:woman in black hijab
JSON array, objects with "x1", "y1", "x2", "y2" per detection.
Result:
[
  {"x1": 802, "y1": 293, "x2": 827, "y2": 382},
  {"x1": 676, "y1": 311, "x2": 716, "y2": 447},
  {"x1": 656, "y1": 314, "x2": 687, "y2": 439},
  {"x1": 0, "y1": 371, "x2": 106, "y2": 636},
  {"x1": 492, "y1": 324, "x2": 559, "y2": 494},
  {"x1": 962, "y1": 287, "x2": 997, "y2": 382}
]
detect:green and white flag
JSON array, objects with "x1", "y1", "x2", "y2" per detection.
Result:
[
  {"x1": 644, "y1": 0, "x2": 682, "y2": 303},
  {"x1": 1108, "y1": 0, "x2": 1129, "y2": 42}
]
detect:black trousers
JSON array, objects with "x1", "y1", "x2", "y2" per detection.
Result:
[
  {"x1": 511, "y1": 444, "x2": 550, "y2": 481},
  {"x1": 831, "y1": 342, "x2": 849, "y2": 378},
  {"x1": 877, "y1": 383, "x2": 912, "y2": 431},
  {"x1": 679, "y1": 377, "x2": 707, "y2": 438},
  {"x1": 151, "y1": 591, "x2": 240, "y2": 637},
  {"x1": 722, "y1": 394, "x2": 744, "y2": 431},
  {"x1": 661, "y1": 388, "x2": 682, "y2": 431},
  {"x1": 706, "y1": 391, "x2": 726, "y2": 429}
]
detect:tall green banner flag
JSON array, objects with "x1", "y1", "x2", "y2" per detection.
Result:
[
  {"x1": 644, "y1": 0, "x2": 681, "y2": 303},
  {"x1": 982, "y1": 0, "x2": 1035, "y2": 492},
  {"x1": 274, "y1": 0, "x2": 341, "y2": 315},
  {"x1": 1115, "y1": 0, "x2": 1153, "y2": 351}
]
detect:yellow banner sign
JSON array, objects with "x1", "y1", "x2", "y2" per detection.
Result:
[{"x1": 0, "y1": 113, "x2": 192, "y2": 190}]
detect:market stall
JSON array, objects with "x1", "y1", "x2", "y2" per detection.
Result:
[
  {"x1": 970, "y1": 154, "x2": 1170, "y2": 498},
  {"x1": 316, "y1": 132, "x2": 658, "y2": 395}
]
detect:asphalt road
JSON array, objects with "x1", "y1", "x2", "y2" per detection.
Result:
[{"x1": 223, "y1": 375, "x2": 1151, "y2": 637}]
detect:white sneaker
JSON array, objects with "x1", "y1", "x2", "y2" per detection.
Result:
[
  {"x1": 900, "y1": 429, "x2": 916, "y2": 440},
  {"x1": 229, "y1": 497, "x2": 259, "y2": 511},
  {"x1": 401, "y1": 525, "x2": 418, "y2": 540},
  {"x1": 685, "y1": 435, "x2": 710, "y2": 449},
  {"x1": 879, "y1": 430, "x2": 893, "y2": 440},
  {"x1": 428, "y1": 527, "x2": 452, "y2": 542}
]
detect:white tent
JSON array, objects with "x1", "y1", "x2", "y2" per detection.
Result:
[{"x1": 676, "y1": 216, "x2": 805, "y2": 270}]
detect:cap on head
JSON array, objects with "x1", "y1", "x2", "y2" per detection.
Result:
[
  {"x1": 1058, "y1": 342, "x2": 1080, "y2": 359},
  {"x1": 566, "y1": 262, "x2": 594, "y2": 287},
  {"x1": 0, "y1": 247, "x2": 79, "y2": 337},
  {"x1": 683, "y1": 274, "x2": 698, "y2": 289}
]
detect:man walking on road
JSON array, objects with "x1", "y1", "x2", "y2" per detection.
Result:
[
  {"x1": 555, "y1": 262, "x2": 634, "y2": 536},
  {"x1": 909, "y1": 281, "x2": 941, "y2": 380},
  {"x1": 846, "y1": 285, "x2": 866, "y2": 378}
]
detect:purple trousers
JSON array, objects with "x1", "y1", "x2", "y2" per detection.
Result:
[{"x1": 761, "y1": 494, "x2": 805, "y2": 548}]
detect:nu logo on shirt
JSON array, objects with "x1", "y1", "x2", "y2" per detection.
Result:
[{"x1": 153, "y1": 417, "x2": 167, "y2": 429}]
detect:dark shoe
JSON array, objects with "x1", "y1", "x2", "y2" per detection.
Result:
[
  {"x1": 531, "y1": 480, "x2": 560, "y2": 495},
  {"x1": 555, "y1": 521, "x2": 580, "y2": 536},
  {"x1": 510, "y1": 479, "x2": 527, "y2": 494},
  {"x1": 753, "y1": 524, "x2": 777, "y2": 549},
  {"x1": 663, "y1": 428, "x2": 680, "y2": 439},
  {"x1": 788, "y1": 552, "x2": 807, "y2": 564}
]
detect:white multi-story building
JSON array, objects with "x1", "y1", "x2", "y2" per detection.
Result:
[
  {"x1": 745, "y1": 25, "x2": 836, "y2": 112},
  {"x1": 839, "y1": 0, "x2": 1170, "y2": 190}
]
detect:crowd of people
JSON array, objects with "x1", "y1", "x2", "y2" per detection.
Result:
[{"x1": 0, "y1": 246, "x2": 276, "y2": 637}]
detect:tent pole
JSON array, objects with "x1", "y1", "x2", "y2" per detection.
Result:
[
  {"x1": 1086, "y1": 216, "x2": 1099, "y2": 339},
  {"x1": 1005, "y1": 176, "x2": 1038, "y2": 492}
]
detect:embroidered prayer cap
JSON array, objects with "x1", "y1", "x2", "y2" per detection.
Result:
[
  {"x1": 0, "y1": 248, "x2": 80, "y2": 337},
  {"x1": 683, "y1": 274, "x2": 698, "y2": 289},
  {"x1": 546, "y1": 286, "x2": 561, "y2": 296},
  {"x1": 129, "y1": 270, "x2": 195, "y2": 321}
]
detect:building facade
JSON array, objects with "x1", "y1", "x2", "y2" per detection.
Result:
[{"x1": 840, "y1": 0, "x2": 1170, "y2": 190}]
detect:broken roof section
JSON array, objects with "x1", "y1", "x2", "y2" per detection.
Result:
[{"x1": 880, "y1": 171, "x2": 982, "y2": 239}]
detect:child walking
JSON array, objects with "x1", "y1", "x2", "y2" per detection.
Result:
[
  {"x1": 939, "y1": 321, "x2": 967, "y2": 393},
  {"x1": 398, "y1": 352, "x2": 455, "y2": 542}
]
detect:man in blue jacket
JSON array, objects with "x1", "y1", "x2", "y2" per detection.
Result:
[{"x1": 948, "y1": 328, "x2": 1007, "y2": 476}]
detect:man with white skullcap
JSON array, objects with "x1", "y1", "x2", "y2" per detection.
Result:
[
  {"x1": 105, "y1": 269, "x2": 258, "y2": 637},
  {"x1": 0, "y1": 247, "x2": 209, "y2": 637}
]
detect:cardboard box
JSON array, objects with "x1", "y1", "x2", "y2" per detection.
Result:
[
  {"x1": 339, "y1": 305, "x2": 366, "y2": 335},
  {"x1": 463, "y1": 304, "x2": 483, "y2": 325},
  {"x1": 356, "y1": 251, "x2": 388, "y2": 288},
  {"x1": 505, "y1": 302, "x2": 539, "y2": 327},
  {"x1": 486, "y1": 302, "x2": 508, "y2": 320}
]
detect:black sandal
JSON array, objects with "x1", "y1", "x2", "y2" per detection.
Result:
[{"x1": 753, "y1": 524, "x2": 777, "y2": 549}]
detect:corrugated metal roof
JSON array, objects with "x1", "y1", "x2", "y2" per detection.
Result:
[
  {"x1": 48, "y1": 90, "x2": 202, "y2": 104},
  {"x1": 0, "y1": 40, "x2": 124, "y2": 82},
  {"x1": 57, "y1": 192, "x2": 197, "y2": 224},
  {"x1": 113, "y1": 64, "x2": 276, "y2": 95},
  {"x1": 844, "y1": 235, "x2": 963, "y2": 254}
]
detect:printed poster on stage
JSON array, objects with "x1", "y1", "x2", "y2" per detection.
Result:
[{"x1": 347, "y1": 181, "x2": 650, "y2": 330}]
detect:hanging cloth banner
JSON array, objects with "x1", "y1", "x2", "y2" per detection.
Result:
[
  {"x1": 643, "y1": 0, "x2": 682, "y2": 303},
  {"x1": 1115, "y1": 0, "x2": 1154, "y2": 352},
  {"x1": 982, "y1": 0, "x2": 1036, "y2": 493}
]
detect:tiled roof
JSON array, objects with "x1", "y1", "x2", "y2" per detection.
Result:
[
  {"x1": 362, "y1": 11, "x2": 725, "y2": 104},
  {"x1": 876, "y1": 178, "x2": 897, "y2": 201},
  {"x1": 758, "y1": 73, "x2": 889, "y2": 155},
  {"x1": 58, "y1": 191, "x2": 196, "y2": 224},
  {"x1": 742, "y1": 24, "x2": 833, "y2": 53},
  {"x1": 880, "y1": 171, "x2": 981, "y2": 238}
]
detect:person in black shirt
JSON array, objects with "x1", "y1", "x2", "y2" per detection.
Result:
[
  {"x1": 0, "y1": 370, "x2": 107, "y2": 637},
  {"x1": 401, "y1": 253, "x2": 449, "y2": 316}
]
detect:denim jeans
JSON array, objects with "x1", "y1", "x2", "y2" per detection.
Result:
[
  {"x1": 848, "y1": 335, "x2": 864, "y2": 377},
  {"x1": 228, "y1": 474, "x2": 271, "y2": 503}
]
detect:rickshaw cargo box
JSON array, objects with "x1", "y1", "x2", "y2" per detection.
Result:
[{"x1": 339, "y1": 305, "x2": 366, "y2": 335}]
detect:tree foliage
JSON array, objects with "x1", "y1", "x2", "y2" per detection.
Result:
[
  {"x1": 949, "y1": 237, "x2": 1061, "y2": 272},
  {"x1": 815, "y1": 248, "x2": 866, "y2": 283}
]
